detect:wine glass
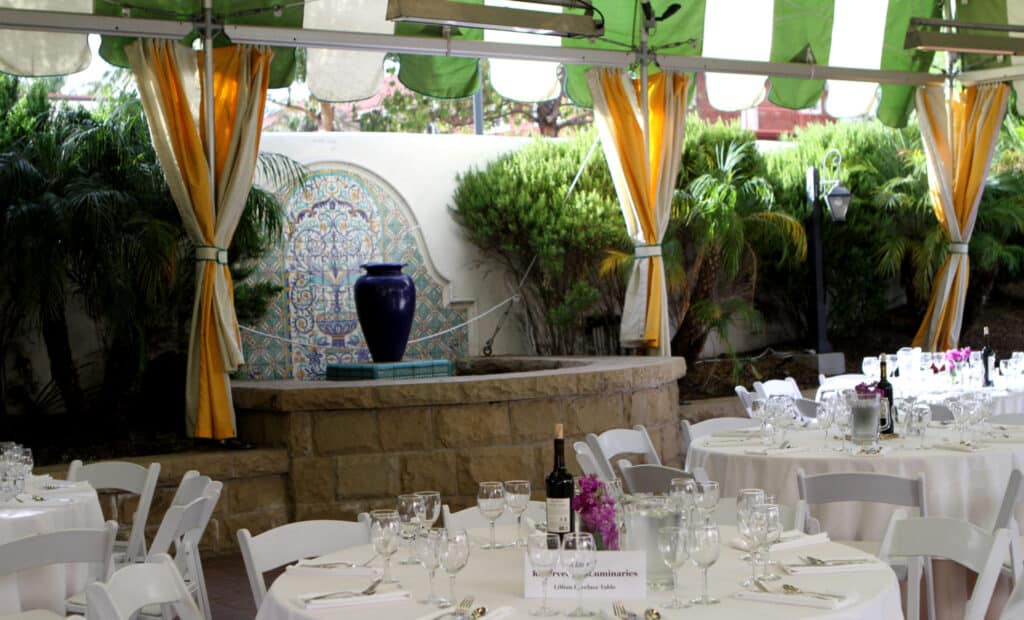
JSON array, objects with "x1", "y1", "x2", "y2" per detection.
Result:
[
  {"x1": 397, "y1": 494, "x2": 424, "y2": 564},
  {"x1": 504, "y1": 480, "x2": 531, "y2": 548},
  {"x1": 862, "y1": 356, "x2": 880, "y2": 378},
  {"x1": 688, "y1": 521, "x2": 721, "y2": 605},
  {"x1": 439, "y1": 529, "x2": 471, "y2": 606},
  {"x1": 833, "y1": 394, "x2": 851, "y2": 452},
  {"x1": 477, "y1": 481, "x2": 506, "y2": 550},
  {"x1": 370, "y1": 509, "x2": 402, "y2": 584},
  {"x1": 415, "y1": 527, "x2": 446, "y2": 605},
  {"x1": 767, "y1": 395, "x2": 795, "y2": 444},
  {"x1": 818, "y1": 391, "x2": 838, "y2": 449},
  {"x1": 693, "y1": 481, "x2": 720, "y2": 519},
  {"x1": 415, "y1": 491, "x2": 442, "y2": 532},
  {"x1": 910, "y1": 402, "x2": 932, "y2": 449},
  {"x1": 755, "y1": 504, "x2": 782, "y2": 581},
  {"x1": 658, "y1": 526, "x2": 690, "y2": 608},
  {"x1": 749, "y1": 398, "x2": 771, "y2": 446},
  {"x1": 14, "y1": 447, "x2": 32, "y2": 493},
  {"x1": 736, "y1": 488, "x2": 765, "y2": 572},
  {"x1": 527, "y1": 531, "x2": 560, "y2": 617},
  {"x1": 894, "y1": 396, "x2": 916, "y2": 448},
  {"x1": 561, "y1": 531, "x2": 598, "y2": 617}
]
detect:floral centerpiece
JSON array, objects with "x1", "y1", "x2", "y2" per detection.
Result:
[
  {"x1": 572, "y1": 474, "x2": 619, "y2": 550},
  {"x1": 854, "y1": 382, "x2": 885, "y2": 397},
  {"x1": 944, "y1": 347, "x2": 972, "y2": 381}
]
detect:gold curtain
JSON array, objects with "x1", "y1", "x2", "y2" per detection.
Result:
[
  {"x1": 588, "y1": 69, "x2": 689, "y2": 355},
  {"x1": 127, "y1": 40, "x2": 272, "y2": 438},
  {"x1": 913, "y1": 83, "x2": 1008, "y2": 351}
]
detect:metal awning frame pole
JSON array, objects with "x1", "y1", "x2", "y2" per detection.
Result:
[
  {"x1": 202, "y1": 0, "x2": 216, "y2": 218},
  {"x1": 0, "y1": 7, "x2": 946, "y2": 87}
]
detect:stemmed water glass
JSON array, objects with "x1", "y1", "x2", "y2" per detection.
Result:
[
  {"x1": 736, "y1": 488, "x2": 765, "y2": 577},
  {"x1": 833, "y1": 394, "x2": 851, "y2": 452},
  {"x1": 477, "y1": 481, "x2": 506, "y2": 550},
  {"x1": 397, "y1": 494, "x2": 424, "y2": 565},
  {"x1": 439, "y1": 529, "x2": 471, "y2": 606},
  {"x1": 504, "y1": 480, "x2": 531, "y2": 548},
  {"x1": 688, "y1": 521, "x2": 721, "y2": 605},
  {"x1": 693, "y1": 481, "x2": 720, "y2": 520},
  {"x1": 909, "y1": 402, "x2": 932, "y2": 449},
  {"x1": 658, "y1": 526, "x2": 690, "y2": 608},
  {"x1": 753, "y1": 504, "x2": 782, "y2": 581},
  {"x1": 527, "y1": 532, "x2": 560, "y2": 617},
  {"x1": 370, "y1": 509, "x2": 402, "y2": 584},
  {"x1": 415, "y1": 527, "x2": 446, "y2": 605},
  {"x1": 947, "y1": 395, "x2": 971, "y2": 444},
  {"x1": 414, "y1": 491, "x2": 441, "y2": 532},
  {"x1": 767, "y1": 395, "x2": 795, "y2": 445},
  {"x1": 561, "y1": 531, "x2": 598, "y2": 618},
  {"x1": 750, "y1": 398, "x2": 771, "y2": 447},
  {"x1": 669, "y1": 477, "x2": 695, "y2": 517},
  {"x1": 818, "y1": 391, "x2": 838, "y2": 449}
]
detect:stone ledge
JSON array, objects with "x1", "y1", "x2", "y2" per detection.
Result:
[
  {"x1": 36, "y1": 448, "x2": 289, "y2": 486},
  {"x1": 232, "y1": 356, "x2": 686, "y2": 412}
]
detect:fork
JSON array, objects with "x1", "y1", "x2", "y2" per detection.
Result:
[
  {"x1": 300, "y1": 577, "x2": 382, "y2": 602},
  {"x1": 451, "y1": 595, "x2": 475, "y2": 620},
  {"x1": 612, "y1": 600, "x2": 637, "y2": 620}
]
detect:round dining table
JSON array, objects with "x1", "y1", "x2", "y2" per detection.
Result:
[
  {"x1": 256, "y1": 525, "x2": 902, "y2": 620},
  {"x1": 687, "y1": 426, "x2": 1024, "y2": 619},
  {"x1": 0, "y1": 476, "x2": 104, "y2": 615}
]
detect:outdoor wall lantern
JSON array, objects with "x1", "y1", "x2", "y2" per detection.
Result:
[{"x1": 806, "y1": 148, "x2": 852, "y2": 353}]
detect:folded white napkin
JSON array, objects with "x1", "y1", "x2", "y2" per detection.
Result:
[
  {"x1": 731, "y1": 531, "x2": 829, "y2": 553},
  {"x1": 982, "y1": 435, "x2": 1024, "y2": 444},
  {"x1": 743, "y1": 446, "x2": 806, "y2": 456},
  {"x1": 11, "y1": 494, "x2": 73, "y2": 505},
  {"x1": 931, "y1": 442, "x2": 986, "y2": 453},
  {"x1": 703, "y1": 439, "x2": 757, "y2": 448},
  {"x1": 734, "y1": 589, "x2": 849, "y2": 609},
  {"x1": 713, "y1": 428, "x2": 760, "y2": 438},
  {"x1": 300, "y1": 590, "x2": 409, "y2": 610},
  {"x1": 780, "y1": 558, "x2": 887, "y2": 575},
  {"x1": 287, "y1": 561, "x2": 380, "y2": 578},
  {"x1": 481, "y1": 607, "x2": 515, "y2": 620}
]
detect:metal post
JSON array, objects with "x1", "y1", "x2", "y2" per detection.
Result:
[
  {"x1": 808, "y1": 166, "x2": 832, "y2": 354},
  {"x1": 203, "y1": 0, "x2": 216, "y2": 213},
  {"x1": 473, "y1": 87, "x2": 484, "y2": 135},
  {"x1": 640, "y1": 11, "x2": 650, "y2": 171}
]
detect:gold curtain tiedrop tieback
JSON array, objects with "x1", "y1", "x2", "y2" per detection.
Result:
[
  {"x1": 948, "y1": 242, "x2": 969, "y2": 255},
  {"x1": 634, "y1": 243, "x2": 662, "y2": 259},
  {"x1": 195, "y1": 245, "x2": 229, "y2": 265}
]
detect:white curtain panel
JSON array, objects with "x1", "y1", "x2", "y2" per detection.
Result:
[
  {"x1": 485, "y1": 0, "x2": 562, "y2": 103},
  {"x1": 306, "y1": 0, "x2": 391, "y2": 102},
  {"x1": 702, "y1": 0, "x2": 771, "y2": 112},
  {"x1": 0, "y1": 0, "x2": 90, "y2": 76},
  {"x1": 824, "y1": 0, "x2": 887, "y2": 118},
  {"x1": 1009, "y1": 0, "x2": 1024, "y2": 116}
]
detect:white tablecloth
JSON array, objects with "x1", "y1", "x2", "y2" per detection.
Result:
[
  {"x1": 815, "y1": 379, "x2": 1024, "y2": 416},
  {"x1": 688, "y1": 427, "x2": 1024, "y2": 619},
  {"x1": 0, "y1": 477, "x2": 104, "y2": 614},
  {"x1": 256, "y1": 526, "x2": 902, "y2": 620}
]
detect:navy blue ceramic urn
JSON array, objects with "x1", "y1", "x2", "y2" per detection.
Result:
[{"x1": 353, "y1": 262, "x2": 416, "y2": 363}]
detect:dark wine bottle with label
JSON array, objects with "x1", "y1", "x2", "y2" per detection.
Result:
[
  {"x1": 982, "y1": 326, "x2": 995, "y2": 387},
  {"x1": 545, "y1": 423, "x2": 574, "y2": 538},
  {"x1": 878, "y1": 354, "x2": 895, "y2": 434}
]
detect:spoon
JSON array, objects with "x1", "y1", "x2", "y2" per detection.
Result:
[
  {"x1": 643, "y1": 608, "x2": 661, "y2": 620},
  {"x1": 781, "y1": 583, "x2": 846, "y2": 600},
  {"x1": 470, "y1": 606, "x2": 487, "y2": 619}
]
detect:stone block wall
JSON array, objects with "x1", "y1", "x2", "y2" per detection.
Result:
[
  {"x1": 233, "y1": 357, "x2": 686, "y2": 526},
  {"x1": 38, "y1": 448, "x2": 289, "y2": 557}
]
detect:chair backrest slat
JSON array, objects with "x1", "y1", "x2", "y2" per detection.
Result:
[
  {"x1": 681, "y1": 417, "x2": 758, "y2": 453},
  {"x1": 585, "y1": 425, "x2": 660, "y2": 481},
  {"x1": 798, "y1": 470, "x2": 927, "y2": 512},
  {"x1": 68, "y1": 459, "x2": 160, "y2": 563},
  {"x1": 237, "y1": 519, "x2": 372, "y2": 608},
  {"x1": 0, "y1": 522, "x2": 117, "y2": 577},
  {"x1": 86, "y1": 554, "x2": 202, "y2": 620},
  {"x1": 618, "y1": 463, "x2": 708, "y2": 494},
  {"x1": 573, "y1": 441, "x2": 604, "y2": 479}
]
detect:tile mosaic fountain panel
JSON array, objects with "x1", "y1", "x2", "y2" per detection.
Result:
[{"x1": 239, "y1": 162, "x2": 467, "y2": 380}]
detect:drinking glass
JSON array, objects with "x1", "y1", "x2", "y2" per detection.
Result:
[
  {"x1": 767, "y1": 395, "x2": 795, "y2": 444},
  {"x1": 561, "y1": 531, "x2": 598, "y2": 617},
  {"x1": 862, "y1": 356, "x2": 880, "y2": 378},
  {"x1": 415, "y1": 528, "x2": 446, "y2": 605},
  {"x1": 439, "y1": 529, "x2": 471, "y2": 605},
  {"x1": 833, "y1": 397, "x2": 851, "y2": 452},
  {"x1": 414, "y1": 491, "x2": 442, "y2": 532},
  {"x1": 946, "y1": 395, "x2": 970, "y2": 444},
  {"x1": 504, "y1": 480, "x2": 531, "y2": 548},
  {"x1": 527, "y1": 532, "x2": 560, "y2": 617},
  {"x1": 693, "y1": 481, "x2": 719, "y2": 519},
  {"x1": 477, "y1": 481, "x2": 506, "y2": 550},
  {"x1": 397, "y1": 494, "x2": 424, "y2": 564},
  {"x1": 894, "y1": 397, "x2": 916, "y2": 448},
  {"x1": 755, "y1": 504, "x2": 782, "y2": 581},
  {"x1": 370, "y1": 509, "x2": 402, "y2": 584},
  {"x1": 749, "y1": 398, "x2": 771, "y2": 447},
  {"x1": 669, "y1": 477, "x2": 695, "y2": 516},
  {"x1": 910, "y1": 402, "x2": 932, "y2": 449},
  {"x1": 818, "y1": 391, "x2": 837, "y2": 449},
  {"x1": 13, "y1": 447, "x2": 32, "y2": 493},
  {"x1": 736, "y1": 488, "x2": 765, "y2": 570},
  {"x1": 657, "y1": 526, "x2": 690, "y2": 608},
  {"x1": 688, "y1": 522, "x2": 721, "y2": 605},
  {"x1": 846, "y1": 390, "x2": 881, "y2": 450}
]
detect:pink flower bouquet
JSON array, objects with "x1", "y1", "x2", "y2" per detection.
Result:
[{"x1": 571, "y1": 474, "x2": 619, "y2": 550}]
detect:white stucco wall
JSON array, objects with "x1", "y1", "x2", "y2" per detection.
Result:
[{"x1": 259, "y1": 132, "x2": 534, "y2": 356}]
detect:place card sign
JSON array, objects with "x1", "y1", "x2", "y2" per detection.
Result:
[{"x1": 523, "y1": 551, "x2": 646, "y2": 599}]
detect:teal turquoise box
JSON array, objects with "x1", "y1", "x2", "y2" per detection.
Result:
[{"x1": 326, "y1": 359, "x2": 453, "y2": 381}]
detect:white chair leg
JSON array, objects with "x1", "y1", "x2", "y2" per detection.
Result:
[
  {"x1": 906, "y1": 555, "x2": 923, "y2": 620},
  {"x1": 924, "y1": 556, "x2": 936, "y2": 620},
  {"x1": 190, "y1": 552, "x2": 211, "y2": 620}
]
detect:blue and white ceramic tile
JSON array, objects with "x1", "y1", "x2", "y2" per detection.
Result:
[{"x1": 238, "y1": 162, "x2": 467, "y2": 380}]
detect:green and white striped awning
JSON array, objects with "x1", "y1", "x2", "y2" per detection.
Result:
[{"x1": 1, "y1": 0, "x2": 1022, "y2": 126}]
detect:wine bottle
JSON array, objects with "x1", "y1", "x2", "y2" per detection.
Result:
[
  {"x1": 877, "y1": 354, "x2": 895, "y2": 434},
  {"x1": 545, "y1": 423, "x2": 574, "y2": 538},
  {"x1": 982, "y1": 326, "x2": 995, "y2": 387}
]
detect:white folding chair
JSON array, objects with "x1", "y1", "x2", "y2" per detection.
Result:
[
  {"x1": 617, "y1": 462, "x2": 708, "y2": 494},
  {"x1": 585, "y1": 425, "x2": 661, "y2": 482},
  {"x1": 0, "y1": 522, "x2": 117, "y2": 618},
  {"x1": 752, "y1": 377, "x2": 802, "y2": 400},
  {"x1": 170, "y1": 471, "x2": 212, "y2": 507},
  {"x1": 815, "y1": 373, "x2": 871, "y2": 399},
  {"x1": 573, "y1": 441, "x2": 606, "y2": 480},
  {"x1": 85, "y1": 554, "x2": 201, "y2": 620},
  {"x1": 681, "y1": 417, "x2": 758, "y2": 454},
  {"x1": 734, "y1": 386, "x2": 754, "y2": 417},
  {"x1": 67, "y1": 459, "x2": 160, "y2": 566},
  {"x1": 797, "y1": 469, "x2": 934, "y2": 620},
  {"x1": 237, "y1": 518, "x2": 372, "y2": 608},
  {"x1": 990, "y1": 414, "x2": 1024, "y2": 426},
  {"x1": 0, "y1": 612, "x2": 73, "y2": 620},
  {"x1": 928, "y1": 403, "x2": 954, "y2": 423},
  {"x1": 883, "y1": 515, "x2": 1011, "y2": 620},
  {"x1": 442, "y1": 501, "x2": 545, "y2": 532},
  {"x1": 987, "y1": 469, "x2": 1024, "y2": 582}
]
